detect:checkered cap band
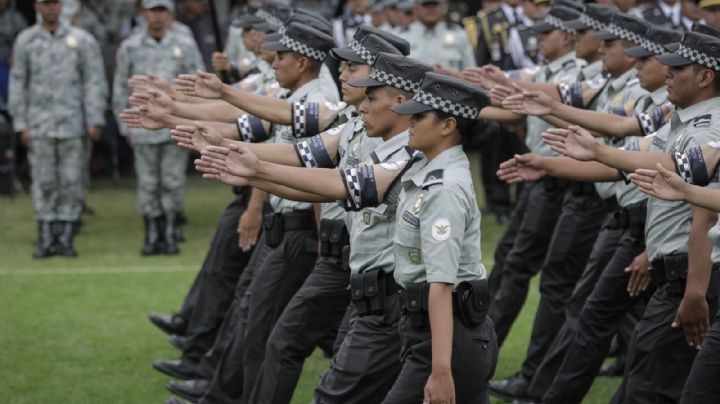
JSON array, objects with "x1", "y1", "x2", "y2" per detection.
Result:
[
  {"x1": 343, "y1": 167, "x2": 362, "y2": 210},
  {"x1": 293, "y1": 102, "x2": 306, "y2": 138},
  {"x1": 348, "y1": 40, "x2": 375, "y2": 64},
  {"x1": 674, "y1": 151, "x2": 692, "y2": 183},
  {"x1": 257, "y1": 9, "x2": 284, "y2": 30},
  {"x1": 580, "y1": 13, "x2": 606, "y2": 31},
  {"x1": 413, "y1": 90, "x2": 480, "y2": 119},
  {"x1": 279, "y1": 35, "x2": 327, "y2": 61},
  {"x1": 610, "y1": 24, "x2": 644, "y2": 45},
  {"x1": 641, "y1": 38, "x2": 666, "y2": 55},
  {"x1": 678, "y1": 44, "x2": 720, "y2": 71},
  {"x1": 236, "y1": 115, "x2": 253, "y2": 142},
  {"x1": 545, "y1": 14, "x2": 575, "y2": 33},
  {"x1": 296, "y1": 140, "x2": 318, "y2": 168},
  {"x1": 369, "y1": 69, "x2": 420, "y2": 93}
]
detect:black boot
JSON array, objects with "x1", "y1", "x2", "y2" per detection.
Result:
[
  {"x1": 57, "y1": 221, "x2": 78, "y2": 257},
  {"x1": 33, "y1": 221, "x2": 56, "y2": 259},
  {"x1": 164, "y1": 213, "x2": 180, "y2": 255},
  {"x1": 141, "y1": 216, "x2": 163, "y2": 256}
]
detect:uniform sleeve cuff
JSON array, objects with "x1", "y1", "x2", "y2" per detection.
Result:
[{"x1": 425, "y1": 274, "x2": 457, "y2": 285}]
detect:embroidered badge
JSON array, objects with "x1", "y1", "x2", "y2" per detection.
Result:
[
  {"x1": 363, "y1": 211, "x2": 371, "y2": 225},
  {"x1": 380, "y1": 161, "x2": 407, "y2": 171},
  {"x1": 65, "y1": 35, "x2": 77, "y2": 48},
  {"x1": 651, "y1": 136, "x2": 666, "y2": 150},
  {"x1": 431, "y1": 218, "x2": 451, "y2": 241},
  {"x1": 402, "y1": 210, "x2": 420, "y2": 226},
  {"x1": 411, "y1": 192, "x2": 425, "y2": 215},
  {"x1": 408, "y1": 248, "x2": 422, "y2": 264},
  {"x1": 172, "y1": 46, "x2": 183, "y2": 57}
]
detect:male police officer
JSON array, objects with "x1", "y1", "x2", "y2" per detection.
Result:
[
  {"x1": 8, "y1": 0, "x2": 107, "y2": 258},
  {"x1": 113, "y1": 0, "x2": 204, "y2": 256}
]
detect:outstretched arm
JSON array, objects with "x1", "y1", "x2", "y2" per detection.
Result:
[{"x1": 496, "y1": 152, "x2": 622, "y2": 184}]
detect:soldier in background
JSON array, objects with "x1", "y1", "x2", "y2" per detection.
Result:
[
  {"x1": 113, "y1": 0, "x2": 204, "y2": 256},
  {"x1": 8, "y1": 0, "x2": 107, "y2": 258},
  {"x1": 0, "y1": 0, "x2": 27, "y2": 108},
  {"x1": 395, "y1": 0, "x2": 415, "y2": 30},
  {"x1": 332, "y1": 0, "x2": 372, "y2": 47},
  {"x1": 700, "y1": 0, "x2": 720, "y2": 28},
  {"x1": 640, "y1": 0, "x2": 683, "y2": 27}
]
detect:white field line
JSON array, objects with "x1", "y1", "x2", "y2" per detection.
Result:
[{"x1": 0, "y1": 265, "x2": 197, "y2": 276}]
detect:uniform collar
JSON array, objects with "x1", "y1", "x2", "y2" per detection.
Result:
[
  {"x1": 582, "y1": 60, "x2": 604, "y2": 79},
  {"x1": 409, "y1": 145, "x2": 464, "y2": 187},
  {"x1": 546, "y1": 51, "x2": 576, "y2": 75},
  {"x1": 419, "y1": 21, "x2": 446, "y2": 34},
  {"x1": 290, "y1": 78, "x2": 322, "y2": 100},
  {"x1": 500, "y1": 3, "x2": 523, "y2": 25},
  {"x1": 39, "y1": 22, "x2": 70, "y2": 38},
  {"x1": 374, "y1": 129, "x2": 409, "y2": 161},
  {"x1": 650, "y1": 86, "x2": 669, "y2": 106},
  {"x1": 658, "y1": 0, "x2": 681, "y2": 26},
  {"x1": 609, "y1": 68, "x2": 637, "y2": 92},
  {"x1": 676, "y1": 96, "x2": 720, "y2": 123},
  {"x1": 142, "y1": 30, "x2": 173, "y2": 46}
]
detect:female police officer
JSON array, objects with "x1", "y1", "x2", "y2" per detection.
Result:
[{"x1": 197, "y1": 71, "x2": 499, "y2": 403}]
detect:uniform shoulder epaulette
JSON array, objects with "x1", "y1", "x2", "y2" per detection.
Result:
[
  {"x1": 693, "y1": 114, "x2": 712, "y2": 128},
  {"x1": 422, "y1": 169, "x2": 444, "y2": 189},
  {"x1": 562, "y1": 59, "x2": 577, "y2": 69}
]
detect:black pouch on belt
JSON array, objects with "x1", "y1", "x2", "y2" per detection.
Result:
[
  {"x1": 455, "y1": 279, "x2": 490, "y2": 327},
  {"x1": 364, "y1": 269, "x2": 386, "y2": 314},
  {"x1": 405, "y1": 282, "x2": 430, "y2": 328},
  {"x1": 342, "y1": 245, "x2": 351, "y2": 272},
  {"x1": 350, "y1": 273, "x2": 370, "y2": 315},
  {"x1": 264, "y1": 212, "x2": 284, "y2": 248}
]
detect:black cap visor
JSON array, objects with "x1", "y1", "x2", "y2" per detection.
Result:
[
  {"x1": 262, "y1": 41, "x2": 291, "y2": 53},
  {"x1": 347, "y1": 76, "x2": 384, "y2": 88},
  {"x1": 565, "y1": 19, "x2": 590, "y2": 31},
  {"x1": 331, "y1": 47, "x2": 366, "y2": 64},
  {"x1": 391, "y1": 99, "x2": 434, "y2": 115},
  {"x1": 592, "y1": 30, "x2": 617, "y2": 40},
  {"x1": 531, "y1": 22, "x2": 557, "y2": 33},
  {"x1": 624, "y1": 46, "x2": 654, "y2": 58},
  {"x1": 657, "y1": 52, "x2": 694, "y2": 67}
]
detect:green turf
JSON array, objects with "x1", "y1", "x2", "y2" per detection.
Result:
[{"x1": 0, "y1": 165, "x2": 620, "y2": 403}]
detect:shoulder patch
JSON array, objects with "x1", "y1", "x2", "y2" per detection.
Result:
[
  {"x1": 694, "y1": 114, "x2": 712, "y2": 128},
  {"x1": 562, "y1": 59, "x2": 577, "y2": 69},
  {"x1": 422, "y1": 169, "x2": 444, "y2": 189}
]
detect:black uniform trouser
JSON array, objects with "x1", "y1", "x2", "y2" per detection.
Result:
[
  {"x1": 194, "y1": 230, "x2": 274, "y2": 381},
  {"x1": 525, "y1": 216, "x2": 624, "y2": 398},
  {"x1": 680, "y1": 311, "x2": 720, "y2": 403},
  {"x1": 248, "y1": 255, "x2": 349, "y2": 404},
  {"x1": 542, "y1": 228, "x2": 645, "y2": 404},
  {"x1": 489, "y1": 181, "x2": 564, "y2": 345},
  {"x1": 613, "y1": 283, "x2": 719, "y2": 404},
  {"x1": 487, "y1": 180, "x2": 533, "y2": 300},
  {"x1": 479, "y1": 125, "x2": 518, "y2": 215},
  {"x1": 314, "y1": 294, "x2": 403, "y2": 404},
  {"x1": 181, "y1": 194, "x2": 255, "y2": 364},
  {"x1": 201, "y1": 226, "x2": 317, "y2": 403},
  {"x1": 382, "y1": 316, "x2": 498, "y2": 404},
  {"x1": 519, "y1": 190, "x2": 605, "y2": 379}
]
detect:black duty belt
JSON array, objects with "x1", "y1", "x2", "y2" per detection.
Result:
[
  {"x1": 265, "y1": 210, "x2": 315, "y2": 232},
  {"x1": 569, "y1": 181, "x2": 596, "y2": 196},
  {"x1": 399, "y1": 279, "x2": 489, "y2": 329},
  {"x1": 650, "y1": 254, "x2": 720, "y2": 297},
  {"x1": 350, "y1": 269, "x2": 400, "y2": 316}
]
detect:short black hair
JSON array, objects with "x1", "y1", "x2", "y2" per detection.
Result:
[
  {"x1": 693, "y1": 64, "x2": 720, "y2": 94},
  {"x1": 433, "y1": 110, "x2": 476, "y2": 147}
]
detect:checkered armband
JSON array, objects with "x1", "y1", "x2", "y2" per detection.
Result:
[
  {"x1": 673, "y1": 146, "x2": 711, "y2": 186},
  {"x1": 236, "y1": 114, "x2": 271, "y2": 143},
  {"x1": 340, "y1": 164, "x2": 379, "y2": 211},
  {"x1": 558, "y1": 81, "x2": 583, "y2": 108},
  {"x1": 294, "y1": 134, "x2": 335, "y2": 169},
  {"x1": 292, "y1": 102, "x2": 321, "y2": 138},
  {"x1": 636, "y1": 102, "x2": 672, "y2": 136}
]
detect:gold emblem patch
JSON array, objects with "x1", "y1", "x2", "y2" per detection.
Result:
[
  {"x1": 408, "y1": 248, "x2": 422, "y2": 264},
  {"x1": 411, "y1": 192, "x2": 424, "y2": 216}
]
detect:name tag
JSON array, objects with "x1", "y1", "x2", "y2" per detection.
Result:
[{"x1": 651, "y1": 136, "x2": 666, "y2": 150}]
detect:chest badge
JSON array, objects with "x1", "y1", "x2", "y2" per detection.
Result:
[
  {"x1": 65, "y1": 35, "x2": 78, "y2": 48},
  {"x1": 363, "y1": 211, "x2": 371, "y2": 225},
  {"x1": 351, "y1": 139, "x2": 360, "y2": 157},
  {"x1": 173, "y1": 46, "x2": 183, "y2": 58},
  {"x1": 408, "y1": 248, "x2": 422, "y2": 264},
  {"x1": 444, "y1": 33, "x2": 455, "y2": 45}
]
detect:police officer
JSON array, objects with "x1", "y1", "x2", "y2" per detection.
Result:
[
  {"x1": 700, "y1": 0, "x2": 720, "y2": 28},
  {"x1": 483, "y1": 5, "x2": 583, "y2": 349},
  {"x1": 497, "y1": 17, "x2": 681, "y2": 403},
  {"x1": 332, "y1": 0, "x2": 372, "y2": 47},
  {"x1": 641, "y1": 0, "x2": 683, "y2": 28},
  {"x1": 0, "y1": 0, "x2": 27, "y2": 107},
  {"x1": 8, "y1": 0, "x2": 107, "y2": 258},
  {"x1": 113, "y1": 0, "x2": 204, "y2": 256},
  {"x1": 171, "y1": 23, "x2": 340, "y2": 403},
  {"x1": 533, "y1": 30, "x2": 720, "y2": 403},
  {"x1": 399, "y1": 0, "x2": 475, "y2": 73}
]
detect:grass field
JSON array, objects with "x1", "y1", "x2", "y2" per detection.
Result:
[{"x1": 0, "y1": 160, "x2": 620, "y2": 403}]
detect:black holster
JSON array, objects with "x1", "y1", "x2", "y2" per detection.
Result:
[
  {"x1": 318, "y1": 219, "x2": 349, "y2": 258},
  {"x1": 404, "y1": 282, "x2": 430, "y2": 328},
  {"x1": 350, "y1": 269, "x2": 396, "y2": 316},
  {"x1": 342, "y1": 245, "x2": 351, "y2": 272},
  {"x1": 455, "y1": 279, "x2": 490, "y2": 327},
  {"x1": 263, "y1": 210, "x2": 315, "y2": 248},
  {"x1": 263, "y1": 212, "x2": 284, "y2": 248}
]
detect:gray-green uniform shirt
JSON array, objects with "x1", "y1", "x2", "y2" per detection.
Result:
[
  {"x1": 526, "y1": 51, "x2": 582, "y2": 156},
  {"x1": 270, "y1": 78, "x2": 340, "y2": 213},
  {"x1": 347, "y1": 131, "x2": 414, "y2": 275},
  {"x1": 399, "y1": 21, "x2": 476, "y2": 71},
  {"x1": 8, "y1": 23, "x2": 107, "y2": 136},
  {"x1": 393, "y1": 145, "x2": 486, "y2": 288},
  {"x1": 112, "y1": 30, "x2": 204, "y2": 144},
  {"x1": 644, "y1": 97, "x2": 720, "y2": 261},
  {"x1": 591, "y1": 68, "x2": 647, "y2": 200},
  {"x1": 615, "y1": 86, "x2": 670, "y2": 208}
]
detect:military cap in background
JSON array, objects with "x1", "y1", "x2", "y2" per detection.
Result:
[
  {"x1": 348, "y1": 52, "x2": 433, "y2": 93},
  {"x1": 625, "y1": 26, "x2": 683, "y2": 58},
  {"x1": 658, "y1": 31, "x2": 720, "y2": 71},
  {"x1": 263, "y1": 22, "x2": 335, "y2": 61},
  {"x1": 531, "y1": 5, "x2": 582, "y2": 34},
  {"x1": 256, "y1": 1, "x2": 293, "y2": 31},
  {"x1": 392, "y1": 71, "x2": 490, "y2": 119},
  {"x1": 603, "y1": 13, "x2": 651, "y2": 44},
  {"x1": 567, "y1": 4, "x2": 616, "y2": 32},
  {"x1": 143, "y1": 0, "x2": 175, "y2": 12},
  {"x1": 332, "y1": 25, "x2": 410, "y2": 64}
]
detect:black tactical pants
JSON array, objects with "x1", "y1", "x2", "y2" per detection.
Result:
[
  {"x1": 519, "y1": 190, "x2": 606, "y2": 379},
  {"x1": 248, "y1": 255, "x2": 349, "y2": 404},
  {"x1": 382, "y1": 316, "x2": 498, "y2": 404},
  {"x1": 542, "y1": 228, "x2": 646, "y2": 404},
  {"x1": 314, "y1": 294, "x2": 403, "y2": 404},
  {"x1": 489, "y1": 180, "x2": 565, "y2": 345},
  {"x1": 680, "y1": 311, "x2": 720, "y2": 403}
]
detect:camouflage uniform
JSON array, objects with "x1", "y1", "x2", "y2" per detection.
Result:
[
  {"x1": 8, "y1": 23, "x2": 106, "y2": 223},
  {"x1": 112, "y1": 29, "x2": 203, "y2": 220}
]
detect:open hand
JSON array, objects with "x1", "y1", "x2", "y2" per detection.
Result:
[
  {"x1": 503, "y1": 89, "x2": 553, "y2": 116},
  {"x1": 496, "y1": 153, "x2": 547, "y2": 183},
  {"x1": 629, "y1": 163, "x2": 689, "y2": 201},
  {"x1": 175, "y1": 70, "x2": 224, "y2": 99},
  {"x1": 542, "y1": 126, "x2": 598, "y2": 161},
  {"x1": 194, "y1": 158, "x2": 249, "y2": 186}
]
